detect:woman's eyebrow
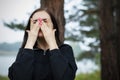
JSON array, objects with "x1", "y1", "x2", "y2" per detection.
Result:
[
  {"x1": 33, "y1": 18, "x2": 48, "y2": 22},
  {"x1": 33, "y1": 19, "x2": 38, "y2": 22},
  {"x1": 42, "y1": 18, "x2": 47, "y2": 21}
]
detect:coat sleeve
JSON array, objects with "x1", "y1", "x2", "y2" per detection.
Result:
[
  {"x1": 49, "y1": 44, "x2": 77, "y2": 80},
  {"x1": 8, "y1": 48, "x2": 34, "y2": 80}
]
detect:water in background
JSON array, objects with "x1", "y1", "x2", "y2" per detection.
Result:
[{"x1": 0, "y1": 55, "x2": 16, "y2": 76}]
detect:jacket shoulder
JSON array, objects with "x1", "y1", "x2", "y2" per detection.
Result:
[{"x1": 59, "y1": 44, "x2": 72, "y2": 49}]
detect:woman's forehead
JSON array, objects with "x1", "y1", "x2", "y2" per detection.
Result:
[{"x1": 32, "y1": 11, "x2": 50, "y2": 20}]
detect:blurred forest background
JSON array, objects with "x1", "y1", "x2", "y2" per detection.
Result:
[{"x1": 1, "y1": 0, "x2": 120, "y2": 80}]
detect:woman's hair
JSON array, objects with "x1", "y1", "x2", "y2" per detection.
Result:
[{"x1": 21, "y1": 8, "x2": 61, "y2": 48}]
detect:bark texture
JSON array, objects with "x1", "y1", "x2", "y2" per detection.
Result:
[{"x1": 40, "y1": 0, "x2": 65, "y2": 44}]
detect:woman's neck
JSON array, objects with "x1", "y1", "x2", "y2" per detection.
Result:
[{"x1": 37, "y1": 37, "x2": 49, "y2": 50}]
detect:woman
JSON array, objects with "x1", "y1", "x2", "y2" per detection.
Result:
[{"x1": 8, "y1": 8, "x2": 77, "y2": 80}]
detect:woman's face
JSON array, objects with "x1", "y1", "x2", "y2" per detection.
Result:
[{"x1": 32, "y1": 11, "x2": 53, "y2": 37}]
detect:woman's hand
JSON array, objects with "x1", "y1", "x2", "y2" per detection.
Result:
[
  {"x1": 40, "y1": 19, "x2": 58, "y2": 50},
  {"x1": 24, "y1": 18, "x2": 40, "y2": 49}
]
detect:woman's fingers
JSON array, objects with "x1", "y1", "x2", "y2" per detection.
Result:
[
  {"x1": 31, "y1": 19, "x2": 40, "y2": 31},
  {"x1": 41, "y1": 21, "x2": 55, "y2": 35},
  {"x1": 46, "y1": 19, "x2": 53, "y2": 28},
  {"x1": 30, "y1": 18, "x2": 34, "y2": 30},
  {"x1": 35, "y1": 21, "x2": 40, "y2": 30},
  {"x1": 28, "y1": 18, "x2": 41, "y2": 38},
  {"x1": 41, "y1": 22, "x2": 49, "y2": 35},
  {"x1": 42, "y1": 21, "x2": 48, "y2": 28},
  {"x1": 53, "y1": 29, "x2": 56, "y2": 32},
  {"x1": 38, "y1": 18, "x2": 43, "y2": 26},
  {"x1": 26, "y1": 30, "x2": 30, "y2": 33}
]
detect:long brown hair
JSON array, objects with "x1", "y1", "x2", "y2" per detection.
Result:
[{"x1": 21, "y1": 8, "x2": 61, "y2": 48}]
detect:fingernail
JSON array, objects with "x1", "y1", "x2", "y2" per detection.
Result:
[{"x1": 38, "y1": 18, "x2": 42, "y2": 26}]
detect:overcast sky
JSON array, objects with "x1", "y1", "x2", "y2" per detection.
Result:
[{"x1": 0, "y1": 0, "x2": 40, "y2": 43}]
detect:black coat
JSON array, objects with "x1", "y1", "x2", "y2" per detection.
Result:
[{"x1": 8, "y1": 44, "x2": 77, "y2": 80}]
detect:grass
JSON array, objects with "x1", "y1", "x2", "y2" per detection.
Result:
[
  {"x1": 75, "y1": 70, "x2": 101, "y2": 80},
  {"x1": 0, "y1": 75, "x2": 9, "y2": 80}
]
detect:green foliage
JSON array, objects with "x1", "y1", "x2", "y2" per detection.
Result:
[
  {"x1": 75, "y1": 70, "x2": 101, "y2": 80},
  {"x1": 0, "y1": 75, "x2": 9, "y2": 80},
  {"x1": 4, "y1": 22, "x2": 25, "y2": 31},
  {"x1": 76, "y1": 51, "x2": 96, "y2": 60},
  {"x1": 76, "y1": 52, "x2": 100, "y2": 65},
  {"x1": 65, "y1": 0, "x2": 100, "y2": 62}
]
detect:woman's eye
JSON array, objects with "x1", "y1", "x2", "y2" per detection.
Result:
[
  {"x1": 33, "y1": 20, "x2": 37, "y2": 24},
  {"x1": 43, "y1": 19, "x2": 47, "y2": 22}
]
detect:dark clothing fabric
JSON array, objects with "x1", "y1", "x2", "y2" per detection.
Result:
[{"x1": 8, "y1": 44, "x2": 77, "y2": 80}]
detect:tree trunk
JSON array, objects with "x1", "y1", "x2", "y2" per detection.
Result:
[
  {"x1": 115, "y1": 0, "x2": 120, "y2": 76},
  {"x1": 99, "y1": 0, "x2": 120, "y2": 80},
  {"x1": 40, "y1": 0, "x2": 65, "y2": 44}
]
